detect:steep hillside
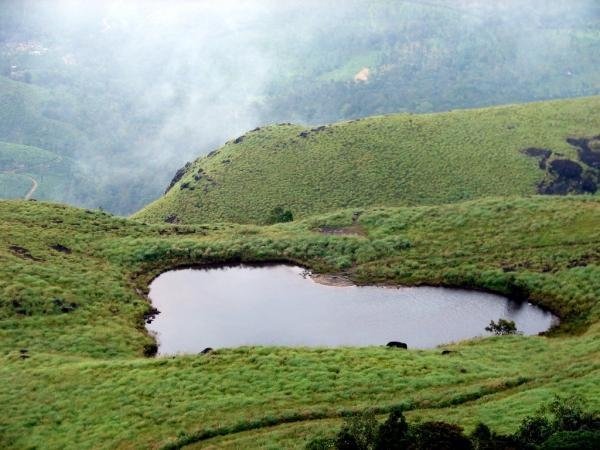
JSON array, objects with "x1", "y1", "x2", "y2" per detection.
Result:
[
  {"x1": 1, "y1": 196, "x2": 599, "y2": 448},
  {"x1": 136, "y1": 96, "x2": 600, "y2": 224}
]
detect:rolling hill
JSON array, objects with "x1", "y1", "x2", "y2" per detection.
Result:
[
  {"x1": 2, "y1": 1, "x2": 599, "y2": 214},
  {"x1": 135, "y1": 96, "x2": 600, "y2": 224}
]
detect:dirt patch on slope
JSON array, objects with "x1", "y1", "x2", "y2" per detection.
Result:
[
  {"x1": 310, "y1": 273, "x2": 355, "y2": 287},
  {"x1": 315, "y1": 224, "x2": 365, "y2": 236},
  {"x1": 9, "y1": 245, "x2": 42, "y2": 261}
]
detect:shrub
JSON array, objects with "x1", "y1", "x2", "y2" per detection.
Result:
[
  {"x1": 470, "y1": 423, "x2": 520, "y2": 450},
  {"x1": 374, "y1": 408, "x2": 411, "y2": 450},
  {"x1": 268, "y1": 206, "x2": 294, "y2": 224},
  {"x1": 546, "y1": 395, "x2": 599, "y2": 432},
  {"x1": 515, "y1": 396, "x2": 599, "y2": 447},
  {"x1": 414, "y1": 421, "x2": 473, "y2": 450},
  {"x1": 334, "y1": 412, "x2": 378, "y2": 450},
  {"x1": 142, "y1": 343, "x2": 158, "y2": 357},
  {"x1": 485, "y1": 318, "x2": 518, "y2": 335},
  {"x1": 516, "y1": 415, "x2": 553, "y2": 445},
  {"x1": 539, "y1": 430, "x2": 600, "y2": 450},
  {"x1": 305, "y1": 398, "x2": 599, "y2": 450}
]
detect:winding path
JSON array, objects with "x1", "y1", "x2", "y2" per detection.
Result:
[
  {"x1": 0, "y1": 170, "x2": 39, "y2": 200},
  {"x1": 24, "y1": 175, "x2": 38, "y2": 200}
]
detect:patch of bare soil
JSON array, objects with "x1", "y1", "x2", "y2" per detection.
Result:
[
  {"x1": 9, "y1": 245, "x2": 42, "y2": 261},
  {"x1": 315, "y1": 224, "x2": 365, "y2": 236},
  {"x1": 354, "y1": 67, "x2": 371, "y2": 82},
  {"x1": 310, "y1": 273, "x2": 355, "y2": 287}
]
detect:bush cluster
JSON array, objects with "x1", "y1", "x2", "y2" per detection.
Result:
[{"x1": 306, "y1": 396, "x2": 599, "y2": 449}]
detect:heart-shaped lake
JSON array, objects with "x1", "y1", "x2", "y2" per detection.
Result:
[{"x1": 146, "y1": 264, "x2": 557, "y2": 355}]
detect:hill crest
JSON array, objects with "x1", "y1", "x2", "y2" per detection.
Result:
[{"x1": 135, "y1": 96, "x2": 600, "y2": 224}]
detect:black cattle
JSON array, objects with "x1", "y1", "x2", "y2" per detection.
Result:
[{"x1": 386, "y1": 341, "x2": 408, "y2": 349}]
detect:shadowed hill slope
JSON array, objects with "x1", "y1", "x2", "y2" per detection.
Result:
[{"x1": 135, "y1": 96, "x2": 600, "y2": 224}]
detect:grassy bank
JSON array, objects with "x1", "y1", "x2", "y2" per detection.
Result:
[{"x1": 0, "y1": 196, "x2": 599, "y2": 448}]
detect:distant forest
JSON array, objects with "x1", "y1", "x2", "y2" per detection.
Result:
[{"x1": 1, "y1": 0, "x2": 598, "y2": 213}]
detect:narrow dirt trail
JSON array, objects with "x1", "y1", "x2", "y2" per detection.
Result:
[
  {"x1": 24, "y1": 175, "x2": 38, "y2": 200},
  {"x1": 1, "y1": 169, "x2": 39, "y2": 200}
]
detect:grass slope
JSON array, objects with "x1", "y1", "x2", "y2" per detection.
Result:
[
  {"x1": 136, "y1": 96, "x2": 600, "y2": 224},
  {"x1": 0, "y1": 141, "x2": 79, "y2": 200},
  {"x1": 1, "y1": 196, "x2": 599, "y2": 448}
]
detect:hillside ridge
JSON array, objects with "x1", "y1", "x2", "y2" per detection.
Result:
[{"x1": 135, "y1": 96, "x2": 600, "y2": 224}]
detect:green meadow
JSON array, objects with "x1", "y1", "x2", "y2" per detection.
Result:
[{"x1": 1, "y1": 195, "x2": 599, "y2": 448}]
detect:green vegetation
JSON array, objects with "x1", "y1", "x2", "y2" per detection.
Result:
[
  {"x1": 0, "y1": 141, "x2": 78, "y2": 200},
  {"x1": 1, "y1": 3, "x2": 598, "y2": 448},
  {"x1": 262, "y1": 1, "x2": 600, "y2": 122},
  {"x1": 1, "y1": 195, "x2": 599, "y2": 448},
  {"x1": 1, "y1": 1, "x2": 599, "y2": 213},
  {"x1": 485, "y1": 319, "x2": 519, "y2": 336},
  {"x1": 268, "y1": 206, "x2": 294, "y2": 224},
  {"x1": 136, "y1": 96, "x2": 600, "y2": 224},
  {"x1": 305, "y1": 396, "x2": 599, "y2": 449}
]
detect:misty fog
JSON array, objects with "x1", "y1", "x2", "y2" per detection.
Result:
[{"x1": 0, "y1": 0, "x2": 598, "y2": 213}]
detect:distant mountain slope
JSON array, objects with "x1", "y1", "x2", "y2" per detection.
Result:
[
  {"x1": 0, "y1": 141, "x2": 81, "y2": 201},
  {"x1": 135, "y1": 96, "x2": 600, "y2": 224},
  {"x1": 1, "y1": 1, "x2": 599, "y2": 214}
]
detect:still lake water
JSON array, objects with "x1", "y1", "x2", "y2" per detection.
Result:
[{"x1": 146, "y1": 265, "x2": 557, "y2": 355}]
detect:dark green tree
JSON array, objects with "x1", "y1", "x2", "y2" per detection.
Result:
[
  {"x1": 375, "y1": 408, "x2": 411, "y2": 450},
  {"x1": 485, "y1": 318, "x2": 518, "y2": 335},
  {"x1": 415, "y1": 421, "x2": 473, "y2": 450}
]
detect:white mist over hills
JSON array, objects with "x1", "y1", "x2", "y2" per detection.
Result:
[{"x1": 0, "y1": 0, "x2": 598, "y2": 213}]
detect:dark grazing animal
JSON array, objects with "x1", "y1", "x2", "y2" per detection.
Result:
[{"x1": 386, "y1": 341, "x2": 408, "y2": 349}]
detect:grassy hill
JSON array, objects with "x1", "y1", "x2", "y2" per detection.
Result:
[
  {"x1": 135, "y1": 96, "x2": 600, "y2": 224},
  {"x1": 2, "y1": 1, "x2": 599, "y2": 214},
  {"x1": 1, "y1": 196, "x2": 599, "y2": 448},
  {"x1": 0, "y1": 141, "x2": 81, "y2": 201}
]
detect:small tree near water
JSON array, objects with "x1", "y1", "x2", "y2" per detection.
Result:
[{"x1": 485, "y1": 318, "x2": 518, "y2": 335}]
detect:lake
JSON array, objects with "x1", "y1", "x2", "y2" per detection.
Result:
[{"x1": 146, "y1": 264, "x2": 557, "y2": 355}]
